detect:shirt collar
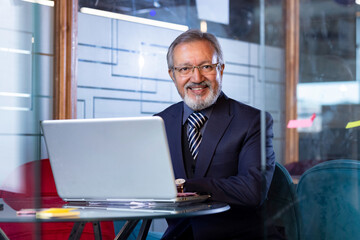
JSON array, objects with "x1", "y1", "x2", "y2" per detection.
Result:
[{"x1": 182, "y1": 102, "x2": 213, "y2": 125}]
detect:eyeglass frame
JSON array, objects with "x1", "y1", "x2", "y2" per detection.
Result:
[{"x1": 171, "y1": 63, "x2": 220, "y2": 76}]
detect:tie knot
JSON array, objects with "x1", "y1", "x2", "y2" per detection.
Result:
[{"x1": 188, "y1": 112, "x2": 207, "y2": 129}]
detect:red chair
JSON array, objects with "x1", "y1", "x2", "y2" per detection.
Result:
[{"x1": 0, "y1": 159, "x2": 115, "y2": 240}]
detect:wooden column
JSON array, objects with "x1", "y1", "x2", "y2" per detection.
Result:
[
  {"x1": 284, "y1": 0, "x2": 300, "y2": 164},
  {"x1": 54, "y1": 0, "x2": 78, "y2": 119}
]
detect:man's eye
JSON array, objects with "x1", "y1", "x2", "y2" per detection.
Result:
[
  {"x1": 179, "y1": 67, "x2": 190, "y2": 72},
  {"x1": 201, "y1": 65, "x2": 213, "y2": 70}
]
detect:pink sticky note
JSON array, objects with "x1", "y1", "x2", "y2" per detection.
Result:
[{"x1": 287, "y1": 113, "x2": 316, "y2": 128}]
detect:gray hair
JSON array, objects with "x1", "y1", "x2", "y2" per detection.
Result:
[{"x1": 167, "y1": 29, "x2": 224, "y2": 69}]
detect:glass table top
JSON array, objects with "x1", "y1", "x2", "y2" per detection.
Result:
[{"x1": 0, "y1": 198, "x2": 230, "y2": 223}]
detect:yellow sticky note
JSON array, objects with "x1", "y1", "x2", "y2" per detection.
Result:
[
  {"x1": 345, "y1": 120, "x2": 360, "y2": 129},
  {"x1": 36, "y1": 208, "x2": 79, "y2": 219}
]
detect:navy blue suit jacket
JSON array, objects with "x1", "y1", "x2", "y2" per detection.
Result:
[{"x1": 156, "y1": 93, "x2": 276, "y2": 239}]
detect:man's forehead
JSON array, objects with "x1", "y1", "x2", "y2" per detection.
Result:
[
  {"x1": 174, "y1": 39, "x2": 214, "y2": 50},
  {"x1": 172, "y1": 40, "x2": 217, "y2": 63}
]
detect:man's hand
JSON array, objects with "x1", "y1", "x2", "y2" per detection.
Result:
[{"x1": 175, "y1": 178, "x2": 186, "y2": 193}]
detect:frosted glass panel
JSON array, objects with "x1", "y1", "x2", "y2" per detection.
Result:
[{"x1": 0, "y1": 2, "x2": 53, "y2": 188}]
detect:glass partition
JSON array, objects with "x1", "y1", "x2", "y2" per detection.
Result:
[
  {"x1": 294, "y1": 1, "x2": 360, "y2": 239},
  {"x1": 297, "y1": 0, "x2": 360, "y2": 165},
  {"x1": 0, "y1": 0, "x2": 54, "y2": 238}
]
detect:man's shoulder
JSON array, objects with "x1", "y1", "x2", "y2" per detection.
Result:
[
  {"x1": 222, "y1": 94, "x2": 260, "y2": 115},
  {"x1": 221, "y1": 94, "x2": 273, "y2": 121}
]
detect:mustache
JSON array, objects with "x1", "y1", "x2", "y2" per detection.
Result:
[{"x1": 185, "y1": 81, "x2": 211, "y2": 89}]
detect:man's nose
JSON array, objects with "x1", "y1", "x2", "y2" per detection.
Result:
[{"x1": 191, "y1": 67, "x2": 203, "y2": 83}]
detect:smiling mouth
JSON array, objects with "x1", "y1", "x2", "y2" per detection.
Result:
[
  {"x1": 188, "y1": 86, "x2": 208, "y2": 95},
  {"x1": 185, "y1": 82, "x2": 210, "y2": 96},
  {"x1": 189, "y1": 86, "x2": 207, "y2": 91}
]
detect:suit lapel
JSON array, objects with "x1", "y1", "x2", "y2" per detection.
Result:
[
  {"x1": 194, "y1": 94, "x2": 234, "y2": 178},
  {"x1": 165, "y1": 104, "x2": 188, "y2": 179}
]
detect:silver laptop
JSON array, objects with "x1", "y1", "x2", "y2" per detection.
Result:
[{"x1": 41, "y1": 117, "x2": 209, "y2": 207}]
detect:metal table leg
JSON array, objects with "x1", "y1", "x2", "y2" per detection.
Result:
[
  {"x1": 114, "y1": 220, "x2": 140, "y2": 240},
  {"x1": 0, "y1": 227, "x2": 9, "y2": 240},
  {"x1": 92, "y1": 221, "x2": 102, "y2": 240},
  {"x1": 68, "y1": 222, "x2": 86, "y2": 240},
  {"x1": 136, "y1": 219, "x2": 152, "y2": 240}
]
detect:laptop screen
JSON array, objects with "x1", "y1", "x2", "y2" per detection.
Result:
[{"x1": 41, "y1": 117, "x2": 178, "y2": 201}]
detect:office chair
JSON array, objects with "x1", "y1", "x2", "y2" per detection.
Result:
[
  {"x1": 297, "y1": 159, "x2": 360, "y2": 240},
  {"x1": 0, "y1": 159, "x2": 115, "y2": 240},
  {"x1": 265, "y1": 162, "x2": 300, "y2": 240}
]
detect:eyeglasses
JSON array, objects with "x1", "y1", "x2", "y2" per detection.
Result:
[{"x1": 173, "y1": 63, "x2": 219, "y2": 77}]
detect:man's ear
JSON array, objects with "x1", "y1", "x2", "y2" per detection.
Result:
[
  {"x1": 168, "y1": 69, "x2": 176, "y2": 82},
  {"x1": 220, "y1": 64, "x2": 225, "y2": 77}
]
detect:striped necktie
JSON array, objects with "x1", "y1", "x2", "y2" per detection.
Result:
[{"x1": 187, "y1": 112, "x2": 207, "y2": 160}]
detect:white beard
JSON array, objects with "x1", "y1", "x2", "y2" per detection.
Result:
[{"x1": 183, "y1": 80, "x2": 222, "y2": 111}]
